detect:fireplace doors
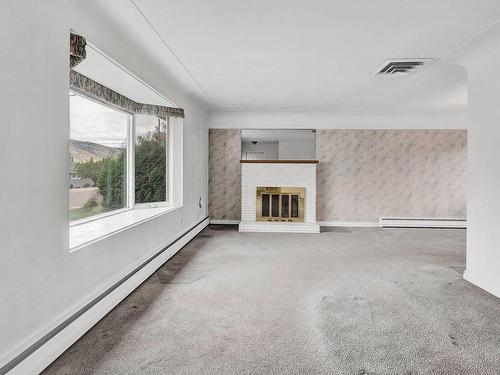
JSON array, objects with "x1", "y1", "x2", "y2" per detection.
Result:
[{"x1": 256, "y1": 187, "x2": 305, "y2": 222}]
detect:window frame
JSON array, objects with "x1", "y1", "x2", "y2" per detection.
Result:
[{"x1": 69, "y1": 90, "x2": 174, "y2": 227}]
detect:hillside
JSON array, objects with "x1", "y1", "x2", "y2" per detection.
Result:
[{"x1": 70, "y1": 139, "x2": 122, "y2": 163}]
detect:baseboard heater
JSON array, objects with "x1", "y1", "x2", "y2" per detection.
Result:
[
  {"x1": 1, "y1": 216, "x2": 209, "y2": 375},
  {"x1": 380, "y1": 217, "x2": 467, "y2": 229}
]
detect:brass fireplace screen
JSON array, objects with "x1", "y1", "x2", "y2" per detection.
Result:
[{"x1": 256, "y1": 187, "x2": 305, "y2": 222}]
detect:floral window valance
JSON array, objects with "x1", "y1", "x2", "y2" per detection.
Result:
[
  {"x1": 69, "y1": 33, "x2": 184, "y2": 119},
  {"x1": 70, "y1": 33, "x2": 86, "y2": 69}
]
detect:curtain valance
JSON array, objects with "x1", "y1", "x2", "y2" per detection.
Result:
[
  {"x1": 69, "y1": 33, "x2": 184, "y2": 119},
  {"x1": 70, "y1": 33, "x2": 86, "y2": 69},
  {"x1": 69, "y1": 70, "x2": 184, "y2": 119}
]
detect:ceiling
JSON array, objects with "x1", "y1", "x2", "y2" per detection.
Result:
[{"x1": 93, "y1": 0, "x2": 500, "y2": 111}]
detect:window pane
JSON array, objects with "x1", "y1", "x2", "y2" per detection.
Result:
[
  {"x1": 281, "y1": 194, "x2": 289, "y2": 217},
  {"x1": 69, "y1": 93, "x2": 128, "y2": 221},
  {"x1": 291, "y1": 195, "x2": 299, "y2": 218},
  {"x1": 271, "y1": 194, "x2": 280, "y2": 217},
  {"x1": 261, "y1": 194, "x2": 270, "y2": 217},
  {"x1": 135, "y1": 115, "x2": 167, "y2": 204}
]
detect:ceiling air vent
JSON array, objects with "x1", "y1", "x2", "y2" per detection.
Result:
[{"x1": 375, "y1": 59, "x2": 434, "y2": 76}]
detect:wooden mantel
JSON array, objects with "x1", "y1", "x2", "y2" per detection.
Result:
[{"x1": 240, "y1": 160, "x2": 319, "y2": 164}]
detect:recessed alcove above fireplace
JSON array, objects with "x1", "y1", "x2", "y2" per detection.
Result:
[
  {"x1": 239, "y1": 160, "x2": 320, "y2": 233},
  {"x1": 241, "y1": 129, "x2": 316, "y2": 161}
]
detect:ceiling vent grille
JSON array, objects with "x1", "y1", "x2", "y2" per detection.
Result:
[{"x1": 375, "y1": 59, "x2": 434, "y2": 76}]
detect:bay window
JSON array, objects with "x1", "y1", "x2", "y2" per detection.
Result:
[
  {"x1": 69, "y1": 93, "x2": 175, "y2": 224},
  {"x1": 68, "y1": 33, "x2": 184, "y2": 249}
]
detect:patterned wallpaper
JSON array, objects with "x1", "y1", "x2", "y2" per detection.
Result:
[
  {"x1": 316, "y1": 129, "x2": 467, "y2": 222},
  {"x1": 209, "y1": 129, "x2": 241, "y2": 220},
  {"x1": 208, "y1": 129, "x2": 467, "y2": 223}
]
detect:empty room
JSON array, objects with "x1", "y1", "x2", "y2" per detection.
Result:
[{"x1": 2, "y1": 1, "x2": 500, "y2": 374}]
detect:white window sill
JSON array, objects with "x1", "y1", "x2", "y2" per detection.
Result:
[{"x1": 70, "y1": 206, "x2": 180, "y2": 251}]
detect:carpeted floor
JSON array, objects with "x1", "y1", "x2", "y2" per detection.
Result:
[{"x1": 43, "y1": 226, "x2": 500, "y2": 375}]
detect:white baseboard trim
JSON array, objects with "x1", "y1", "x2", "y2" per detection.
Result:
[
  {"x1": 463, "y1": 270, "x2": 500, "y2": 299},
  {"x1": 380, "y1": 217, "x2": 467, "y2": 228},
  {"x1": 210, "y1": 219, "x2": 240, "y2": 225},
  {"x1": 319, "y1": 221, "x2": 380, "y2": 228},
  {"x1": 3, "y1": 217, "x2": 209, "y2": 375}
]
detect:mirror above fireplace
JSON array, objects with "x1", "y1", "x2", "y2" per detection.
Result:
[{"x1": 241, "y1": 129, "x2": 316, "y2": 161}]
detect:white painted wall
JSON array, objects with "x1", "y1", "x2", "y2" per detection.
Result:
[
  {"x1": 0, "y1": 0, "x2": 208, "y2": 367},
  {"x1": 278, "y1": 140, "x2": 316, "y2": 160},
  {"x1": 458, "y1": 24, "x2": 500, "y2": 299},
  {"x1": 209, "y1": 110, "x2": 467, "y2": 130}
]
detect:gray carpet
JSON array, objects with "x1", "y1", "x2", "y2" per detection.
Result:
[{"x1": 43, "y1": 226, "x2": 500, "y2": 375}]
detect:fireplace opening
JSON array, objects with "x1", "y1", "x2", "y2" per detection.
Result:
[{"x1": 256, "y1": 187, "x2": 304, "y2": 222}]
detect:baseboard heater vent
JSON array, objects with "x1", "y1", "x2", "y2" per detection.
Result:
[{"x1": 380, "y1": 217, "x2": 466, "y2": 229}]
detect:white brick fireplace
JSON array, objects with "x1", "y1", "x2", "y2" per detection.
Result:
[{"x1": 239, "y1": 161, "x2": 320, "y2": 233}]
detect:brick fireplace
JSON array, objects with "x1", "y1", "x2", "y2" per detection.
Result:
[{"x1": 239, "y1": 160, "x2": 320, "y2": 233}]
